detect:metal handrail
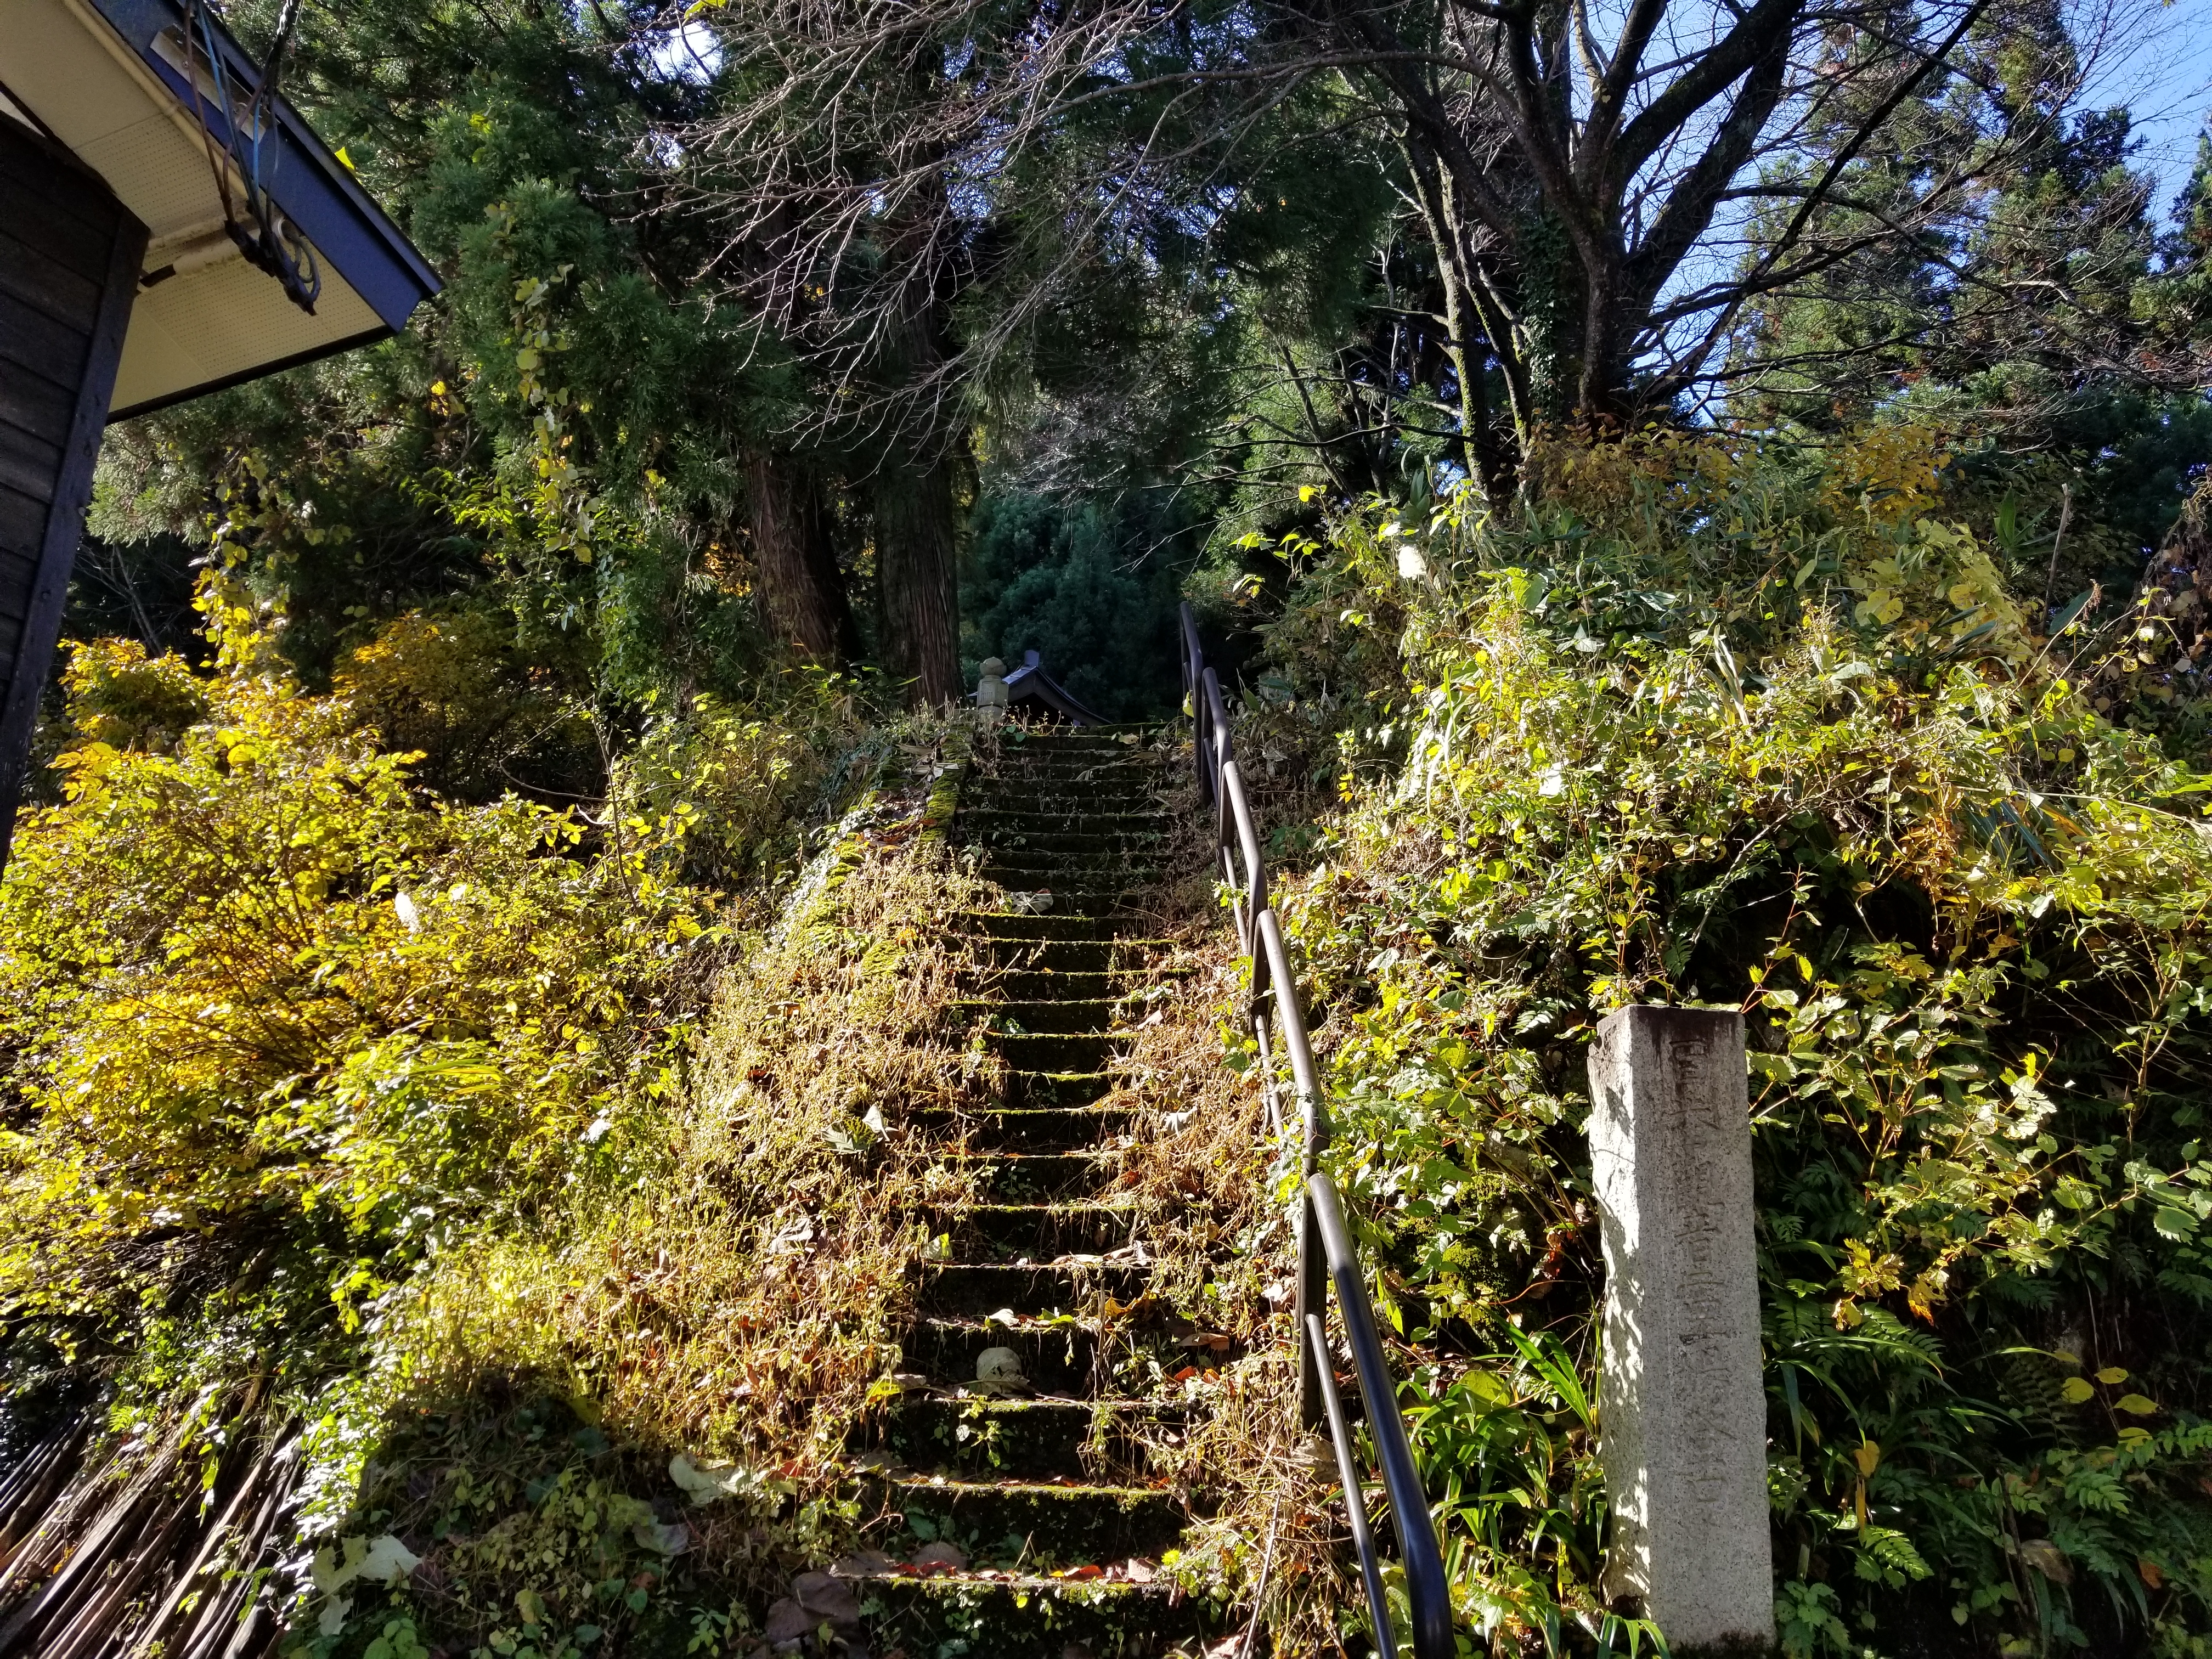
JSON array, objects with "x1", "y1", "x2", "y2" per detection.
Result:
[{"x1": 1178, "y1": 602, "x2": 1454, "y2": 1659}]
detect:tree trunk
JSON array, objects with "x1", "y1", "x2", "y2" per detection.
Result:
[
  {"x1": 873, "y1": 283, "x2": 965, "y2": 707},
  {"x1": 875, "y1": 456, "x2": 962, "y2": 706},
  {"x1": 746, "y1": 453, "x2": 862, "y2": 665}
]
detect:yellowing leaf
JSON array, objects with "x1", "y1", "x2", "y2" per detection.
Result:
[
  {"x1": 2114, "y1": 1393, "x2": 2158, "y2": 1416},
  {"x1": 2059, "y1": 1376, "x2": 2095, "y2": 1404},
  {"x1": 2095, "y1": 1365, "x2": 2129, "y2": 1384}
]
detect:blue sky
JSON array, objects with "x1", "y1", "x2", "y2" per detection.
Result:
[{"x1": 2087, "y1": 0, "x2": 2212, "y2": 221}]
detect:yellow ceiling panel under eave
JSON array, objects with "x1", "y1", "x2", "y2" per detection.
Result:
[{"x1": 0, "y1": 0, "x2": 433, "y2": 417}]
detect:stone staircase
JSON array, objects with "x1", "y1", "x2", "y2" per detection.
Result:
[{"x1": 847, "y1": 727, "x2": 1228, "y2": 1658}]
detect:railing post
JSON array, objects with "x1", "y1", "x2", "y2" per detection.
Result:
[
  {"x1": 1180, "y1": 603, "x2": 1211, "y2": 805},
  {"x1": 1180, "y1": 612, "x2": 1455, "y2": 1659},
  {"x1": 1309, "y1": 1176, "x2": 1454, "y2": 1659},
  {"x1": 1306, "y1": 1313, "x2": 1398, "y2": 1659},
  {"x1": 1294, "y1": 1193, "x2": 1328, "y2": 1430},
  {"x1": 1258, "y1": 909, "x2": 1331, "y2": 1431},
  {"x1": 1219, "y1": 762, "x2": 1267, "y2": 952},
  {"x1": 1201, "y1": 668, "x2": 1233, "y2": 783}
]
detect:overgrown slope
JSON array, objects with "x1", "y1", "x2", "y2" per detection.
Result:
[{"x1": 1189, "y1": 428, "x2": 2212, "y2": 1656}]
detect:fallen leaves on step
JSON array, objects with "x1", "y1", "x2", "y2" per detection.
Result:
[
  {"x1": 910, "y1": 1541, "x2": 969, "y2": 1573},
  {"x1": 1048, "y1": 1557, "x2": 1162, "y2": 1584}
]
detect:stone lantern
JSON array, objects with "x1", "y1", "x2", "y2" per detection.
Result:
[{"x1": 974, "y1": 657, "x2": 1009, "y2": 721}]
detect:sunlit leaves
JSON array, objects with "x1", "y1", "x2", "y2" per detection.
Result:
[{"x1": 0, "y1": 627, "x2": 724, "y2": 1365}]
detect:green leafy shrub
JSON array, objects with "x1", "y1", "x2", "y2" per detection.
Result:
[
  {"x1": 0, "y1": 602, "x2": 721, "y2": 1415},
  {"x1": 335, "y1": 603, "x2": 596, "y2": 800},
  {"x1": 1227, "y1": 427, "x2": 2212, "y2": 1654}
]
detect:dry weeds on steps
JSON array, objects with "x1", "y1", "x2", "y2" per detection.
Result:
[
  {"x1": 1096, "y1": 775, "x2": 1361, "y2": 1652},
  {"x1": 302, "y1": 826, "x2": 1022, "y2": 1647}
]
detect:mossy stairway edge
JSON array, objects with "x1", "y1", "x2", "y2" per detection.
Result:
[{"x1": 828, "y1": 728, "x2": 1236, "y2": 1659}]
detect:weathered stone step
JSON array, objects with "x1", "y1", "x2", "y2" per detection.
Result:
[
  {"x1": 881, "y1": 1475, "x2": 1188, "y2": 1566},
  {"x1": 919, "y1": 1260, "x2": 1148, "y2": 1317},
  {"x1": 964, "y1": 821, "x2": 1168, "y2": 845},
  {"x1": 906, "y1": 1317, "x2": 1102, "y2": 1393},
  {"x1": 962, "y1": 826, "x2": 1170, "y2": 853},
  {"x1": 956, "y1": 997, "x2": 1121, "y2": 1036},
  {"x1": 943, "y1": 1201, "x2": 1138, "y2": 1257},
  {"x1": 972, "y1": 881, "x2": 1164, "y2": 913},
  {"x1": 989, "y1": 737, "x2": 1161, "y2": 759},
  {"x1": 978, "y1": 756, "x2": 1159, "y2": 778},
  {"x1": 854, "y1": 1572, "x2": 1221, "y2": 1656},
  {"x1": 963, "y1": 967, "x2": 1187, "y2": 1002},
  {"x1": 953, "y1": 911, "x2": 1124, "y2": 943},
  {"x1": 973, "y1": 777, "x2": 1161, "y2": 803},
  {"x1": 960, "y1": 807, "x2": 1171, "y2": 833},
  {"x1": 910, "y1": 1101, "x2": 1134, "y2": 1148},
  {"x1": 957, "y1": 968, "x2": 1127, "y2": 1001},
  {"x1": 999, "y1": 893, "x2": 1153, "y2": 924},
  {"x1": 958, "y1": 1150, "x2": 1128, "y2": 1203},
  {"x1": 994, "y1": 1070, "x2": 1118, "y2": 1110},
  {"x1": 971, "y1": 940, "x2": 1116, "y2": 978},
  {"x1": 990, "y1": 1030, "x2": 1114, "y2": 1071},
  {"x1": 973, "y1": 832, "x2": 1167, "y2": 858},
  {"x1": 977, "y1": 854, "x2": 1170, "y2": 885},
  {"x1": 991, "y1": 738, "x2": 1150, "y2": 756},
  {"x1": 862, "y1": 1397, "x2": 1184, "y2": 1480},
  {"x1": 975, "y1": 879, "x2": 1169, "y2": 909}
]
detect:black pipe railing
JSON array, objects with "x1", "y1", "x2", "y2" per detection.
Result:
[{"x1": 1178, "y1": 603, "x2": 1454, "y2": 1659}]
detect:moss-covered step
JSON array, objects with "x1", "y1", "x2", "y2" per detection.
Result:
[
  {"x1": 967, "y1": 832, "x2": 1170, "y2": 859},
  {"x1": 851, "y1": 1569, "x2": 1222, "y2": 1657},
  {"x1": 860, "y1": 1397, "x2": 1186, "y2": 1481},
  {"x1": 967, "y1": 803, "x2": 1159, "y2": 827},
  {"x1": 952, "y1": 911, "x2": 1125, "y2": 943},
  {"x1": 986, "y1": 749, "x2": 1166, "y2": 774},
  {"x1": 989, "y1": 893, "x2": 1152, "y2": 923},
  {"x1": 986, "y1": 744, "x2": 1165, "y2": 768},
  {"x1": 975, "y1": 862, "x2": 1171, "y2": 896},
  {"x1": 953, "y1": 997, "x2": 1122, "y2": 1036},
  {"x1": 939, "y1": 1200, "x2": 1139, "y2": 1257},
  {"x1": 910, "y1": 1102, "x2": 1135, "y2": 1148},
  {"x1": 956, "y1": 967, "x2": 1130, "y2": 1001},
  {"x1": 988, "y1": 1030, "x2": 1115, "y2": 1071},
  {"x1": 904, "y1": 1317, "x2": 1102, "y2": 1392},
  {"x1": 919, "y1": 1261, "x2": 1149, "y2": 1318},
  {"x1": 994, "y1": 1069, "x2": 1118, "y2": 1109},
  {"x1": 972, "y1": 939, "x2": 1118, "y2": 977},
  {"x1": 878, "y1": 1474, "x2": 1189, "y2": 1565},
  {"x1": 956, "y1": 1150, "x2": 1128, "y2": 1203},
  {"x1": 958, "y1": 807, "x2": 1171, "y2": 834},
  {"x1": 976, "y1": 847, "x2": 1170, "y2": 878}
]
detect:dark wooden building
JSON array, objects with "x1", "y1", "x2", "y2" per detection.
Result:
[{"x1": 0, "y1": 0, "x2": 436, "y2": 862}]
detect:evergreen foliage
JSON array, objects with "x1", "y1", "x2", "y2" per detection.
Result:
[{"x1": 960, "y1": 493, "x2": 1197, "y2": 720}]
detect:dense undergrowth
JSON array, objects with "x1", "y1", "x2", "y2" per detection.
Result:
[
  {"x1": 7, "y1": 422, "x2": 2212, "y2": 1659},
  {"x1": 0, "y1": 566, "x2": 1002, "y2": 1654},
  {"x1": 1192, "y1": 427, "x2": 2212, "y2": 1656}
]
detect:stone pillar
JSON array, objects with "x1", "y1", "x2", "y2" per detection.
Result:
[{"x1": 1587, "y1": 1005, "x2": 1774, "y2": 1655}]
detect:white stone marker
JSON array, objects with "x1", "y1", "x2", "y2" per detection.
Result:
[{"x1": 1587, "y1": 1005, "x2": 1774, "y2": 1655}]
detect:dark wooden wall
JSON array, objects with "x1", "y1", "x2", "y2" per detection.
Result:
[{"x1": 0, "y1": 116, "x2": 145, "y2": 865}]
